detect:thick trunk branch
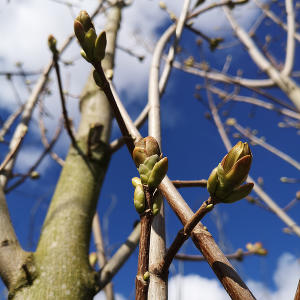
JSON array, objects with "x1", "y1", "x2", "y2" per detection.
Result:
[{"x1": 0, "y1": 188, "x2": 33, "y2": 295}]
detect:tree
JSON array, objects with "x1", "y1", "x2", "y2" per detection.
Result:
[{"x1": 0, "y1": 0, "x2": 299, "y2": 299}]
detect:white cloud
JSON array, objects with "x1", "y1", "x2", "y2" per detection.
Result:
[
  {"x1": 168, "y1": 253, "x2": 300, "y2": 300},
  {"x1": 248, "y1": 253, "x2": 300, "y2": 300},
  {"x1": 169, "y1": 274, "x2": 229, "y2": 300},
  {"x1": 94, "y1": 290, "x2": 126, "y2": 300}
]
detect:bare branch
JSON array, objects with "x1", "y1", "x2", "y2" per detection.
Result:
[
  {"x1": 294, "y1": 280, "x2": 300, "y2": 300},
  {"x1": 92, "y1": 213, "x2": 115, "y2": 300},
  {"x1": 229, "y1": 121, "x2": 300, "y2": 171},
  {"x1": 282, "y1": 0, "x2": 296, "y2": 76},
  {"x1": 172, "y1": 179, "x2": 207, "y2": 188},
  {"x1": 254, "y1": 0, "x2": 300, "y2": 43},
  {"x1": 208, "y1": 85, "x2": 300, "y2": 120},
  {"x1": 98, "y1": 223, "x2": 140, "y2": 290},
  {"x1": 0, "y1": 105, "x2": 24, "y2": 142},
  {"x1": 4, "y1": 118, "x2": 63, "y2": 193},
  {"x1": 147, "y1": 0, "x2": 192, "y2": 296},
  {"x1": 223, "y1": 6, "x2": 300, "y2": 111},
  {"x1": 173, "y1": 60, "x2": 274, "y2": 88},
  {"x1": 38, "y1": 102, "x2": 65, "y2": 167},
  {"x1": 157, "y1": 197, "x2": 214, "y2": 278},
  {"x1": 52, "y1": 49, "x2": 78, "y2": 148}
]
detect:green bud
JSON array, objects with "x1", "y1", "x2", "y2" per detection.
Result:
[
  {"x1": 132, "y1": 177, "x2": 141, "y2": 188},
  {"x1": 48, "y1": 35, "x2": 57, "y2": 55},
  {"x1": 221, "y1": 141, "x2": 252, "y2": 174},
  {"x1": 207, "y1": 141, "x2": 253, "y2": 203},
  {"x1": 207, "y1": 167, "x2": 218, "y2": 195},
  {"x1": 152, "y1": 192, "x2": 163, "y2": 215},
  {"x1": 246, "y1": 242, "x2": 267, "y2": 256},
  {"x1": 143, "y1": 271, "x2": 150, "y2": 281},
  {"x1": 138, "y1": 164, "x2": 151, "y2": 180},
  {"x1": 30, "y1": 171, "x2": 40, "y2": 180},
  {"x1": 84, "y1": 28, "x2": 97, "y2": 60},
  {"x1": 222, "y1": 182, "x2": 254, "y2": 203},
  {"x1": 81, "y1": 49, "x2": 91, "y2": 63},
  {"x1": 224, "y1": 155, "x2": 252, "y2": 188},
  {"x1": 140, "y1": 174, "x2": 149, "y2": 184},
  {"x1": 147, "y1": 157, "x2": 168, "y2": 189},
  {"x1": 134, "y1": 184, "x2": 146, "y2": 213},
  {"x1": 143, "y1": 155, "x2": 160, "y2": 171},
  {"x1": 132, "y1": 137, "x2": 161, "y2": 167},
  {"x1": 76, "y1": 10, "x2": 94, "y2": 32},
  {"x1": 94, "y1": 31, "x2": 107, "y2": 62},
  {"x1": 89, "y1": 252, "x2": 97, "y2": 267},
  {"x1": 206, "y1": 203, "x2": 214, "y2": 211},
  {"x1": 74, "y1": 20, "x2": 85, "y2": 45}
]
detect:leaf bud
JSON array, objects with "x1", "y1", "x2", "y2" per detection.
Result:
[
  {"x1": 94, "y1": 31, "x2": 107, "y2": 62},
  {"x1": 74, "y1": 20, "x2": 85, "y2": 45},
  {"x1": 143, "y1": 271, "x2": 150, "y2": 281},
  {"x1": 134, "y1": 184, "x2": 146, "y2": 213},
  {"x1": 132, "y1": 137, "x2": 161, "y2": 167},
  {"x1": 48, "y1": 35, "x2": 58, "y2": 55},
  {"x1": 30, "y1": 171, "x2": 40, "y2": 180},
  {"x1": 76, "y1": 10, "x2": 94, "y2": 32},
  {"x1": 152, "y1": 191, "x2": 163, "y2": 215},
  {"x1": 132, "y1": 177, "x2": 142, "y2": 188},
  {"x1": 147, "y1": 157, "x2": 168, "y2": 189},
  {"x1": 207, "y1": 141, "x2": 253, "y2": 203}
]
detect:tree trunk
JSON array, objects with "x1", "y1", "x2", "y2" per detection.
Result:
[{"x1": 10, "y1": 4, "x2": 122, "y2": 299}]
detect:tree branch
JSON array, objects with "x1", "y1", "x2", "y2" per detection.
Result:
[
  {"x1": 0, "y1": 188, "x2": 34, "y2": 293},
  {"x1": 92, "y1": 213, "x2": 115, "y2": 300},
  {"x1": 229, "y1": 120, "x2": 300, "y2": 171},
  {"x1": 98, "y1": 223, "x2": 140, "y2": 290},
  {"x1": 223, "y1": 6, "x2": 300, "y2": 111}
]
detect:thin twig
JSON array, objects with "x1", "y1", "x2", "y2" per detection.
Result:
[
  {"x1": 0, "y1": 105, "x2": 24, "y2": 142},
  {"x1": 223, "y1": 5, "x2": 300, "y2": 111},
  {"x1": 4, "y1": 119, "x2": 63, "y2": 193},
  {"x1": 38, "y1": 102, "x2": 65, "y2": 167},
  {"x1": 135, "y1": 208, "x2": 153, "y2": 300},
  {"x1": 294, "y1": 280, "x2": 300, "y2": 300},
  {"x1": 282, "y1": 0, "x2": 295, "y2": 76},
  {"x1": 175, "y1": 249, "x2": 254, "y2": 262},
  {"x1": 157, "y1": 197, "x2": 214, "y2": 278},
  {"x1": 172, "y1": 179, "x2": 207, "y2": 188},
  {"x1": 231, "y1": 121, "x2": 300, "y2": 171},
  {"x1": 98, "y1": 223, "x2": 140, "y2": 290},
  {"x1": 208, "y1": 85, "x2": 300, "y2": 120},
  {"x1": 254, "y1": 0, "x2": 300, "y2": 43},
  {"x1": 92, "y1": 213, "x2": 115, "y2": 300},
  {"x1": 283, "y1": 197, "x2": 299, "y2": 212},
  {"x1": 52, "y1": 51, "x2": 77, "y2": 148},
  {"x1": 0, "y1": 125, "x2": 27, "y2": 175}
]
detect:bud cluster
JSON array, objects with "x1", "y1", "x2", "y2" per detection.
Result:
[
  {"x1": 74, "y1": 11, "x2": 107, "y2": 64},
  {"x1": 246, "y1": 242, "x2": 268, "y2": 256},
  {"x1": 131, "y1": 137, "x2": 168, "y2": 214},
  {"x1": 207, "y1": 141, "x2": 254, "y2": 203}
]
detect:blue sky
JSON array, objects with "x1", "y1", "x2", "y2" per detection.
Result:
[{"x1": 0, "y1": 0, "x2": 300, "y2": 299}]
